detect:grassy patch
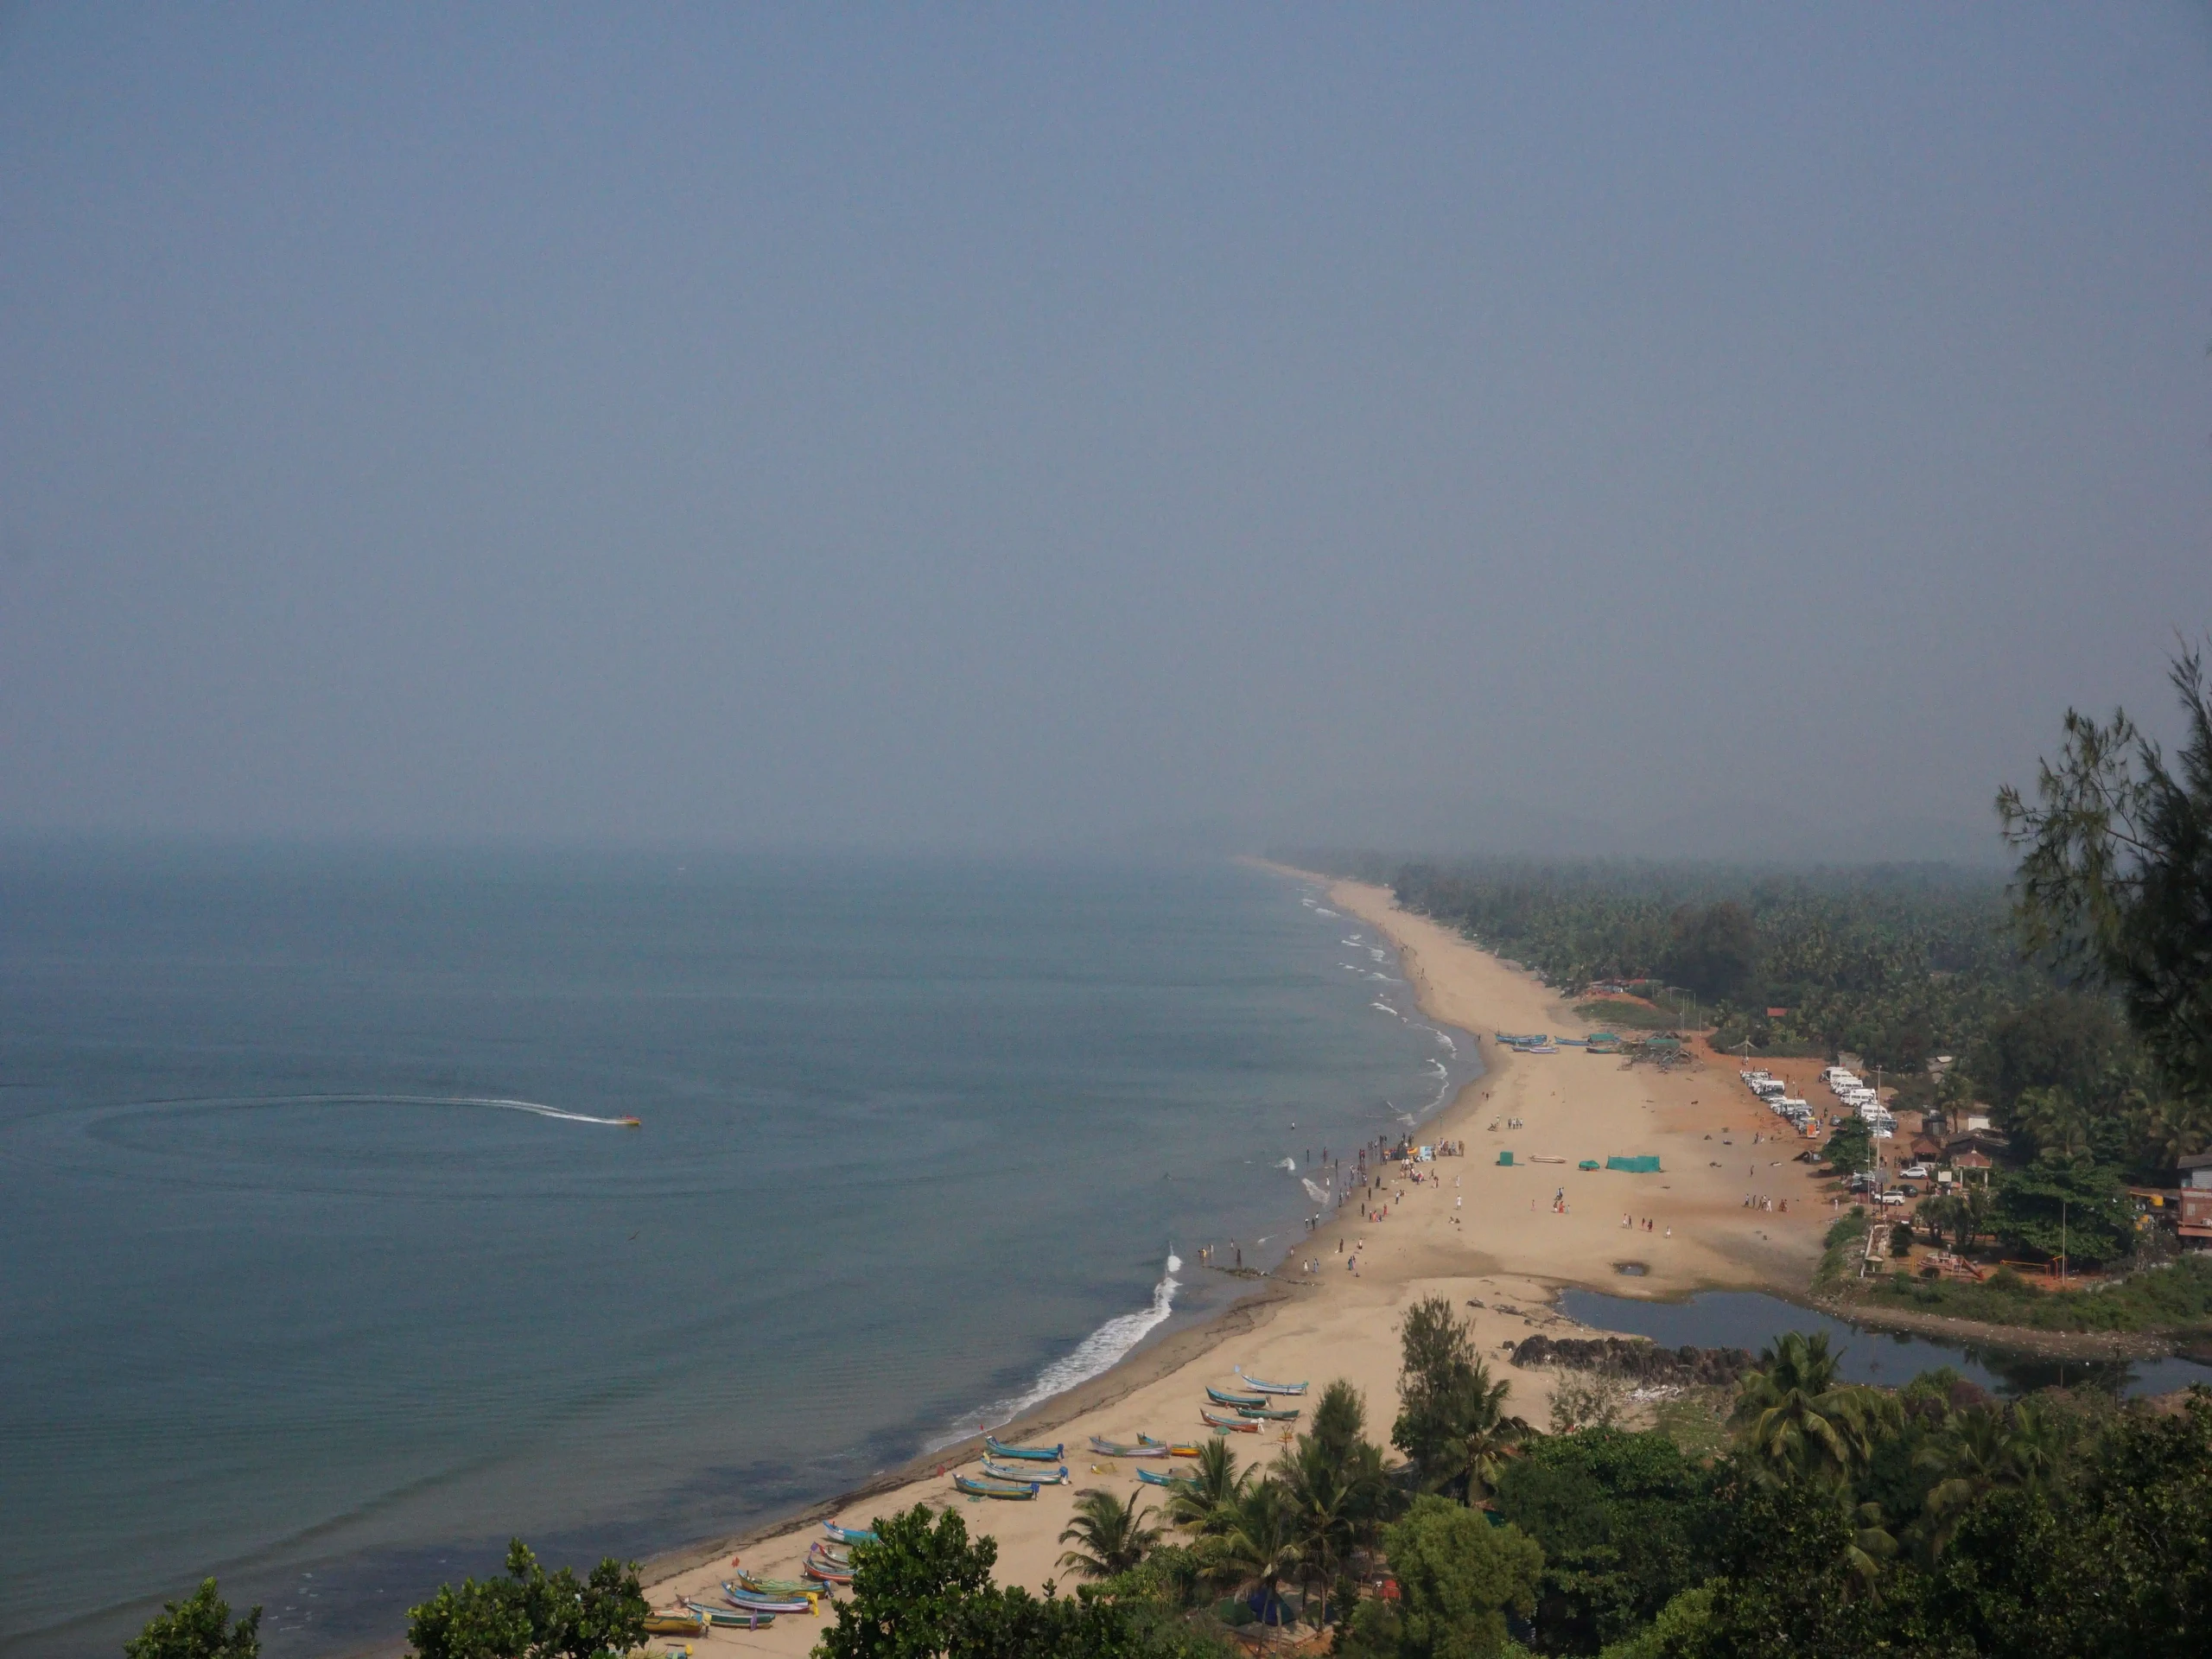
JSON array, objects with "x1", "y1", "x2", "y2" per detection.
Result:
[
  {"x1": 1853, "y1": 1255, "x2": 2212, "y2": 1336},
  {"x1": 1574, "y1": 1000, "x2": 1681, "y2": 1030},
  {"x1": 1815, "y1": 1208, "x2": 1872, "y2": 1287},
  {"x1": 1648, "y1": 1387, "x2": 1733, "y2": 1461}
]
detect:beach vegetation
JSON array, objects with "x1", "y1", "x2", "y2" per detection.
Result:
[
  {"x1": 125, "y1": 1579, "x2": 260, "y2": 1659},
  {"x1": 1338, "y1": 1495, "x2": 1542, "y2": 1659},
  {"x1": 817, "y1": 1503, "x2": 1171, "y2": 1658},
  {"x1": 1058, "y1": 1489, "x2": 1164, "y2": 1580},
  {"x1": 1164, "y1": 1436, "x2": 1246, "y2": 1533},
  {"x1": 1393, "y1": 1296, "x2": 1532, "y2": 1501},
  {"x1": 404, "y1": 1541, "x2": 645, "y2": 1659},
  {"x1": 1204, "y1": 1478, "x2": 1301, "y2": 1627}
]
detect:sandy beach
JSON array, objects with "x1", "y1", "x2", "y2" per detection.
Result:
[{"x1": 632, "y1": 871, "x2": 1832, "y2": 1652}]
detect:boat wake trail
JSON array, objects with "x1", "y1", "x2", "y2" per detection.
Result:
[
  {"x1": 1301, "y1": 1176, "x2": 1332, "y2": 1205},
  {"x1": 930, "y1": 1251, "x2": 1182, "y2": 1448},
  {"x1": 423, "y1": 1096, "x2": 638, "y2": 1127}
]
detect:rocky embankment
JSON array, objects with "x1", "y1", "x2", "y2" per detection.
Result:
[{"x1": 1509, "y1": 1333, "x2": 1756, "y2": 1386}]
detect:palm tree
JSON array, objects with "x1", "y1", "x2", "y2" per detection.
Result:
[
  {"x1": 1057, "y1": 1488, "x2": 1160, "y2": 1579},
  {"x1": 1166, "y1": 1437, "x2": 1247, "y2": 1535},
  {"x1": 1211, "y1": 1479, "x2": 1301, "y2": 1626},
  {"x1": 1915, "y1": 1402, "x2": 2054, "y2": 1556},
  {"x1": 1732, "y1": 1332, "x2": 1891, "y2": 1486},
  {"x1": 1275, "y1": 1436, "x2": 1354, "y2": 1626}
]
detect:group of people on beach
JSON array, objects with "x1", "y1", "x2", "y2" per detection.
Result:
[
  {"x1": 1742, "y1": 1193, "x2": 1787, "y2": 1211},
  {"x1": 1621, "y1": 1213, "x2": 1669, "y2": 1236}
]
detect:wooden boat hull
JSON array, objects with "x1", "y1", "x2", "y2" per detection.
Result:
[
  {"x1": 1200, "y1": 1409, "x2": 1261, "y2": 1432},
  {"x1": 982, "y1": 1436, "x2": 1064, "y2": 1461},
  {"x1": 1236, "y1": 1404, "x2": 1300, "y2": 1421},
  {"x1": 1088, "y1": 1435, "x2": 1170, "y2": 1458},
  {"x1": 721, "y1": 1581, "x2": 817, "y2": 1614},
  {"x1": 643, "y1": 1614, "x2": 709, "y2": 1637},
  {"x1": 982, "y1": 1458, "x2": 1068, "y2": 1484},
  {"x1": 1234, "y1": 1367, "x2": 1310, "y2": 1395},
  {"x1": 823, "y1": 1523, "x2": 879, "y2": 1544},
  {"x1": 1135, "y1": 1466, "x2": 1196, "y2": 1486},
  {"x1": 1205, "y1": 1387, "x2": 1268, "y2": 1408},
  {"x1": 954, "y1": 1472, "x2": 1038, "y2": 1499},
  {"x1": 688, "y1": 1599, "x2": 780, "y2": 1627}
]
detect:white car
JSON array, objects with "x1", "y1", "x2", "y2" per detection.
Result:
[
  {"x1": 1897, "y1": 1164, "x2": 1930, "y2": 1180},
  {"x1": 1878, "y1": 1192, "x2": 1910, "y2": 1206}
]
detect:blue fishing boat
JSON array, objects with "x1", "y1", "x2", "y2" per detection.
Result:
[
  {"x1": 1136, "y1": 1465, "x2": 1197, "y2": 1487},
  {"x1": 823, "y1": 1523, "x2": 879, "y2": 1545},
  {"x1": 1205, "y1": 1385, "x2": 1268, "y2": 1408},
  {"x1": 722, "y1": 1581, "x2": 820, "y2": 1614},
  {"x1": 690, "y1": 1596, "x2": 782, "y2": 1626},
  {"x1": 983, "y1": 1436, "x2": 1065, "y2": 1461},
  {"x1": 1233, "y1": 1366, "x2": 1310, "y2": 1395},
  {"x1": 1236, "y1": 1402, "x2": 1300, "y2": 1421}
]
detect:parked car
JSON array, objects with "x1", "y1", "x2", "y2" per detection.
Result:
[
  {"x1": 1898, "y1": 1164, "x2": 1930, "y2": 1179},
  {"x1": 1878, "y1": 1192, "x2": 1909, "y2": 1206},
  {"x1": 1896, "y1": 1183, "x2": 1919, "y2": 1197}
]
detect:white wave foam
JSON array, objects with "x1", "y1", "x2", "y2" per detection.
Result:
[
  {"x1": 1301, "y1": 1177, "x2": 1332, "y2": 1204},
  {"x1": 331, "y1": 1094, "x2": 639, "y2": 1128},
  {"x1": 1371, "y1": 1001, "x2": 1401, "y2": 1017},
  {"x1": 1313, "y1": 907, "x2": 1338, "y2": 918},
  {"x1": 926, "y1": 1252, "x2": 1181, "y2": 1449},
  {"x1": 1278, "y1": 1156, "x2": 1297, "y2": 1172}
]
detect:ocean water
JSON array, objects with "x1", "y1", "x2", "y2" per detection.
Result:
[{"x1": 0, "y1": 849, "x2": 1478, "y2": 1657}]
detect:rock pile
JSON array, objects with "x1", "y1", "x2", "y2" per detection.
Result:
[{"x1": 1508, "y1": 1333, "x2": 1755, "y2": 1386}]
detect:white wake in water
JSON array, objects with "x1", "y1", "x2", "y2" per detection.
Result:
[
  {"x1": 1301, "y1": 1176, "x2": 1332, "y2": 1204},
  {"x1": 928, "y1": 1251, "x2": 1182, "y2": 1449},
  {"x1": 304, "y1": 1093, "x2": 639, "y2": 1127}
]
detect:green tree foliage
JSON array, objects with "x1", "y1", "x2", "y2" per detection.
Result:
[
  {"x1": 1729, "y1": 1332, "x2": 1896, "y2": 1489},
  {"x1": 1821, "y1": 1116, "x2": 1873, "y2": 1177},
  {"x1": 1999, "y1": 645, "x2": 2212, "y2": 1108},
  {"x1": 1207, "y1": 1479, "x2": 1300, "y2": 1624},
  {"x1": 817, "y1": 1504, "x2": 1146, "y2": 1659},
  {"x1": 1491, "y1": 1429, "x2": 1715, "y2": 1654},
  {"x1": 1393, "y1": 1296, "x2": 1529, "y2": 1499},
  {"x1": 1661, "y1": 902, "x2": 1759, "y2": 1003},
  {"x1": 1344, "y1": 1496, "x2": 1542, "y2": 1659},
  {"x1": 1164, "y1": 1436, "x2": 1246, "y2": 1534},
  {"x1": 404, "y1": 1541, "x2": 645, "y2": 1659},
  {"x1": 125, "y1": 1580, "x2": 261, "y2": 1659},
  {"x1": 1058, "y1": 1489, "x2": 1162, "y2": 1580},
  {"x1": 1987, "y1": 1160, "x2": 2132, "y2": 1264},
  {"x1": 1972, "y1": 992, "x2": 2129, "y2": 1114}
]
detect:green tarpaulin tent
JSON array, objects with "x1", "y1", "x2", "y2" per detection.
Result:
[
  {"x1": 1605, "y1": 1154, "x2": 1662, "y2": 1173},
  {"x1": 1497, "y1": 1150, "x2": 1514, "y2": 1166}
]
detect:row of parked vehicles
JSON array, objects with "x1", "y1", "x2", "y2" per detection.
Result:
[
  {"x1": 1821, "y1": 1064, "x2": 1896, "y2": 1138},
  {"x1": 1739, "y1": 1069, "x2": 1816, "y2": 1132}
]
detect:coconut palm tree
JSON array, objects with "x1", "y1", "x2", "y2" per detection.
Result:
[
  {"x1": 1732, "y1": 1332, "x2": 1892, "y2": 1485},
  {"x1": 1915, "y1": 1402, "x2": 2054, "y2": 1556},
  {"x1": 1056, "y1": 1489, "x2": 1160, "y2": 1580},
  {"x1": 1275, "y1": 1435, "x2": 1355, "y2": 1626},
  {"x1": 1166, "y1": 1437, "x2": 1247, "y2": 1535},
  {"x1": 1211, "y1": 1478, "x2": 1301, "y2": 1626}
]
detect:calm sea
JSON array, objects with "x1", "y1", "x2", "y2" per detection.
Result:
[{"x1": 0, "y1": 848, "x2": 1477, "y2": 1657}]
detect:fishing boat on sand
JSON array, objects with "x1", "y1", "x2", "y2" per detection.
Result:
[
  {"x1": 1236, "y1": 1402, "x2": 1300, "y2": 1421},
  {"x1": 954, "y1": 1471, "x2": 1039, "y2": 1499},
  {"x1": 1166, "y1": 1442, "x2": 1203, "y2": 1457},
  {"x1": 804, "y1": 1554, "x2": 854, "y2": 1586},
  {"x1": 1233, "y1": 1366, "x2": 1310, "y2": 1395},
  {"x1": 643, "y1": 1612, "x2": 709, "y2": 1637},
  {"x1": 1088, "y1": 1434, "x2": 1170, "y2": 1458},
  {"x1": 983, "y1": 1457, "x2": 1069, "y2": 1484},
  {"x1": 983, "y1": 1436, "x2": 1065, "y2": 1461},
  {"x1": 731, "y1": 1570, "x2": 818, "y2": 1599},
  {"x1": 823, "y1": 1522, "x2": 879, "y2": 1545},
  {"x1": 722, "y1": 1583, "x2": 818, "y2": 1614},
  {"x1": 1136, "y1": 1465, "x2": 1197, "y2": 1487},
  {"x1": 1200, "y1": 1408, "x2": 1262, "y2": 1432},
  {"x1": 689, "y1": 1598, "x2": 781, "y2": 1627},
  {"x1": 1205, "y1": 1386, "x2": 1268, "y2": 1408}
]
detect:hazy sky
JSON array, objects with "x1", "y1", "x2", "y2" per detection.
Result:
[{"x1": 4, "y1": 5, "x2": 2209, "y2": 858}]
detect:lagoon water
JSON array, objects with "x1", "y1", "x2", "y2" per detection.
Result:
[{"x1": 0, "y1": 849, "x2": 1476, "y2": 1657}]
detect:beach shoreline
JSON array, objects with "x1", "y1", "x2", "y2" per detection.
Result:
[{"x1": 611, "y1": 863, "x2": 1834, "y2": 1655}]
